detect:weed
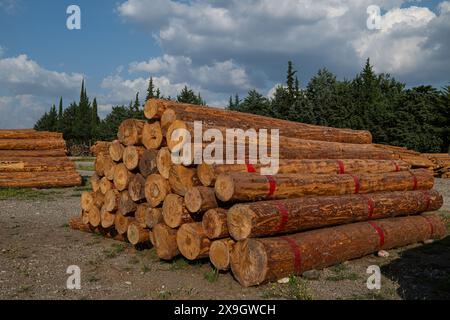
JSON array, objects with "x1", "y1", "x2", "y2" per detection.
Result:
[
  {"x1": 204, "y1": 267, "x2": 219, "y2": 283},
  {"x1": 157, "y1": 290, "x2": 172, "y2": 300},
  {"x1": 326, "y1": 263, "x2": 360, "y2": 281},
  {"x1": 169, "y1": 257, "x2": 189, "y2": 270},
  {"x1": 288, "y1": 276, "x2": 313, "y2": 300}
]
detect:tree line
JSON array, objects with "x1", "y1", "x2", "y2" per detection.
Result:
[{"x1": 35, "y1": 59, "x2": 449, "y2": 153}]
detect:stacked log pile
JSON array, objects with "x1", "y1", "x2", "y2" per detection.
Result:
[
  {"x1": 90, "y1": 141, "x2": 112, "y2": 157},
  {"x1": 423, "y1": 153, "x2": 450, "y2": 178},
  {"x1": 70, "y1": 99, "x2": 447, "y2": 287},
  {"x1": 0, "y1": 129, "x2": 81, "y2": 188}
]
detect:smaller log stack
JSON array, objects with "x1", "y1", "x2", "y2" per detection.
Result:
[
  {"x1": 423, "y1": 153, "x2": 450, "y2": 178},
  {"x1": 0, "y1": 129, "x2": 81, "y2": 188},
  {"x1": 69, "y1": 99, "x2": 447, "y2": 287},
  {"x1": 90, "y1": 141, "x2": 112, "y2": 157}
]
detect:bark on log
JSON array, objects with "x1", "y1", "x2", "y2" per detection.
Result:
[
  {"x1": 104, "y1": 189, "x2": 120, "y2": 212},
  {"x1": 156, "y1": 147, "x2": 172, "y2": 179},
  {"x1": 162, "y1": 193, "x2": 195, "y2": 228},
  {"x1": 118, "y1": 190, "x2": 137, "y2": 216},
  {"x1": 144, "y1": 99, "x2": 372, "y2": 144},
  {"x1": 184, "y1": 186, "x2": 218, "y2": 213},
  {"x1": 0, "y1": 150, "x2": 67, "y2": 157},
  {"x1": 123, "y1": 146, "x2": 145, "y2": 171},
  {"x1": 114, "y1": 214, "x2": 135, "y2": 235},
  {"x1": 0, "y1": 130, "x2": 63, "y2": 140},
  {"x1": 202, "y1": 208, "x2": 229, "y2": 239},
  {"x1": 168, "y1": 165, "x2": 201, "y2": 196},
  {"x1": 0, "y1": 158, "x2": 75, "y2": 173},
  {"x1": 198, "y1": 159, "x2": 410, "y2": 187},
  {"x1": 145, "y1": 174, "x2": 171, "y2": 207},
  {"x1": 70, "y1": 217, "x2": 127, "y2": 242},
  {"x1": 227, "y1": 190, "x2": 443, "y2": 240},
  {"x1": 0, "y1": 139, "x2": 66, "y2": 150},
  {"x1": 152, "y1": 223, "x2": 180, "y2": 260},
  {"x1": 117, "y1": 119, "x2": 145, "y2": 146},
  {"x1": 109, "y1": 140, "x2": 124, "y2": 162},
  {"x1": 209, "y1": 238, "x2": 235, "y2": 271},
  {"x1": 176, "y1": 222, "x2": 212, "y2": 260},
  {"x1": 142, "y1": 121, "x2": 163, "y2": 149},
  {"x1": 113, "y1": 163, "x2": 134, "y2": 191},
  {"x1": 215, "y1": 169, "x2": 434, "y2": 202},
  {"x1": 230, "y1": 214, "x2": 446, "y2": 287},
  {"x1": 139, "y1": 149, "x2": 158, "y2": 178},
  {"x1": 0, "y1": 171, "x2": 81, "y2": 188},
  {"x1": 128, "y1": 173, "x2": 146, "y2": 202},
  {"x1": 127, "y1": 223, "x2": 150, "y2": 245}
]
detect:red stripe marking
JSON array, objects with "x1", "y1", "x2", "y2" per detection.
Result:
[
  {"x1": 245, "y1": 163, "x2": 256, "y2": 173},
  {"x1": 280, "y1": 236, "x2": 302, "y2": 274},
  {"x1": 336, "y1": 160, "x2": 345, "y2": 174},
  {"x1": 367, "y1": 197, "x2": 375, "y2": 219},
  {"x1": 409, "y1": 171, "x2": 418, "y2": 190},
  {"x1": 368, "y1": 221, "x2": 385, "y2": 248},
  {"x1": 265, "y1": 175, "x2": 276, "y2": 198},
  {"x1": 422, "y1": 216, "x2": 435, "y2": 238},
  {"x1": 353, "y1": 175, "x2": 360, "y2": 194},
  {"x1": 274, "y1": 201, "x2": 289, "y2": 232},
  {"x1": 392, "y1": 161, "x2": 400, "y2": 172}
]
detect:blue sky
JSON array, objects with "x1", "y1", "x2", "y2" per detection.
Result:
[{"x1": 0, "y1": 0, "x2": 449, "y2": 128}]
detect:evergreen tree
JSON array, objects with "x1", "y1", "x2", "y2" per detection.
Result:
[
  {"x1": 133, "y1": 92, "x2": 140, "y2": 112},
  {"x1": 58, "y1": 97, "x2": 63, "y2": 132},
  {"x1": 177, "y1": 86, "x2": 204, "y2": 105},
  {"x1": 239, "y1": 90, "x2": 271, "y2": 116},
  {"x1": 156, "y1": 88, "x2": 161, "y2": 99},
  {"x1": 145, "y1": 77, "x2": 155, "y2": 101},
  {"x1": 228, "y1": 96, "x2": 234, "y2": 109},
  {"x1": 286, "y1": 61, "x2": 297, "y2": 99}
]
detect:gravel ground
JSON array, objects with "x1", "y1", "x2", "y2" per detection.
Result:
[{"x1": 0, "y1": 179, "x2": 449, "y2": 300}]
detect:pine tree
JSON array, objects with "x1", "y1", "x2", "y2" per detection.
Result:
[
  {"x1": 133, "y1": 92, "x2": 140, "y2": 112},
  {"x1": 156, "y1": 88, "x2": 161, "y2": 99},
  {"x1": 58, "y1": 97, "x2": 63, "y2": 132},
  {"x1": 286, "y1": 61, "x2": 297, "y2": 99},
  {"x1": 228, "y1": 96, "x2": 233, "y2": 109},
  {"x1": 145, "y1": 77, "x2": 155, "y2": 102},
  {"x1": 177, "y1": 86, "x2": 204, "y2": 105}
]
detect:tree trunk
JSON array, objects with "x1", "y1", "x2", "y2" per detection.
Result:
[
  {"x1": 176, "y1": 222, "x2": 212, "y2": 260},
  {"x1": 88, "y1": 205, "x2": 101, "y2": 227},
  {"x1": 90, "y1": 173, "x2": 101, "y2": 193},
  {"x1": 99, "y1": 176, "x2": 113, "y2": 194},
  {"x1": 209, "y1": 238, "x2": 235, "y2": 271},
  {"x1": 230, "y1": 214, "x2": 446, "y2": 287},
  {"x1": 227, "y1": 190, "x2": 443, "y2": 240},
  {"x1": 0, "y1": 129, "x2": 63, "y2": 140},
  {"x1": 152, "y1": 223, "x2": 180, "y2": 260},
  {"x1": 103, "y1": 156, "x2": 116, "y2": 181},
  {"x1": 145, "y1": 174, "x2": 171, "y2": 207},
  {"x1": 184, "y1": 186, "x2": 218, "y2": 213},
  {"x1": 100, "y1": 208, "x2": 115, "y2": 229},
  {"x1": 0, "y1": 150, "x2": 67, "y2": 157},
  {"x1": 214, "y1": 169, "x2": 434, "y2": 202},
  {"x1": 81, "y1": 192, "x2": 94, "y2": 211},
  {"x1": 117, "y1": 119, "x2": 145, "y2": 146},
  {"x1": 202, "y1": 208, "x2": 229, "y2": 239},
  {"x1": 0, "y1": 158, "x2": 75, "y2": 173}
]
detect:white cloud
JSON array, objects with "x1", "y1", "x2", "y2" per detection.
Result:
[{"x1": 0, "y1": 95, "x2": 50, "y2": 129}]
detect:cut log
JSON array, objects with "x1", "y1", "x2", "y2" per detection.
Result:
[
  {"x1": 135, "y1": 203, "x2": 150, "y2": 228},
  {"x1": 103, "y1": 156, "x2": 116, "y2": 181},
  {"x1": 117, "y1": 119, "x2": 145, "y2": 146},
  {"x1": 184, "y1": 186, "x2": 218, "y2": 213},
  {"x1": 70, "y1": 216, "x2": 94, "y2": 233},
  {"x1": 162, "y1": 193, "x2": 195, "y2": 228},
  {"x1": 113, "y1": 163, "x2": 134, "y2": 191},
  {"x1": 104, "y1": 189, "x2": 120, "y2": 212},
  {"x1": 209, "y1": 239, "x2": 235, "y2": 271},
  {"x1": 81, "y1": 210, "x2": 90, "y2": 225},
  {"x1": 156, "y1": 147, "x2": 172, "y2": 179},
  {"x1": 100, "y1": 207, "x2": 115, "y2": 229},
  {"x1": 88, "y1": 206, "x2": 101, "y2": 227},
  {"x1": 0, "y1": 129, "x2": 63, "y2": 140},
  {"x1": 109, "y1": 140, "x2": 124, "y2": 162},
  {"x1": 230, "y1": 214, "x2": 446, "y2": 287},
  {"x1": 0, "y1": 158, "x2": 75, "y2": 173},
  {"x1": 0, "y1": 171, "x2": 81, "y2": 188},
  {"x1": 145, "y1": 174, "x2": 171, "y2": 207},
  {"x1": 81, "y1": 192, "x2": 94, "y2": 211},
  {"x1": 227, "y1": 190, "x2": 443, "y2": 240},
  {"x1": 128, "y1": 173, "x2": 146, "y2": 202},
  {"x1": 94, "y1": 153, "x2": 106, "y2": 176},
  {"x1": 90, "y1": 173, "x2": 101, "y2": 192},
  {"x1": 90, "y1": 141, "x2": 111, "y2": 157},
  {"x1": 152, "y1": 223, "x2": 180, "y2": 260},
  {"x1": 168, "y1": 165, "x2": 201, "y2": 196},
  {"x1": 176, "y1": 222, "x2": 212, "y2": 260},
  {"x1": 139, "y1": 149, "x2": 158, "y2": 177},
  {"x1": 146, "y1": 208, "x2": 164, "y2": 229},
  {"x1": 99, "y1": 177, "x2": 113, "y2": 194},
  {"x1": 92, "y1": 191, "x2": 105, "y2": 209},
  {"x1": 0, "y1": 150, "x2": 67, "y2": 157},
  {"x1": 142, "y1": 121, "x2": 163, "y2": 149},
  {"x1": 197, "y1": 159, "x2": 410, "y2": 187},
  {"x1": 144, "y1": 99, "x2": 372, "y2": 144},
  {"x1": 0, "y1": 139, "x2": 66, "y2": 150},
  {"x1": 202, "y1": 208, "x2": 229, "y2": 239},
  {"x1": 114, "y1": 214, "x2": 134, "y2": 235},
  {"x1": 215, "y1": 169, "x2": 434, "y2": 202},
  {"x1": 123, "y1": 146, "x2": 145, "y2": 171},
  {"x1": 118, "y1": 190, "x2": 137, "y2": 216},
  {"x1": 127, "y1": 223, "x2": 150, "y2": 245}
]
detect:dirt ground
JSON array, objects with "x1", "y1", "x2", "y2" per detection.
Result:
[{"x1": 0, "y1": 179, "x2": 449, "y2": 300}]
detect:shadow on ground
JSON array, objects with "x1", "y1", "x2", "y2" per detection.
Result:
[{"x1": 381, "y1": 235, "x2": 450, "y2": 299}]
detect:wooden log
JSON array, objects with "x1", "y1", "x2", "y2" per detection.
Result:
[
  {"x1": 90, "y1": 173, "x2": 101, "y2": 192},
  {"x1": 92, "y1": 191, "x2": 105, "y2": 209},
  {"x1": 162, "y1": 193, "x2": 195, "y2": 228},
  {"x1": 117, "y1": 119, "x2": 145, "y2": 146},
  {"x1": 94, "y1": 152, "x2": 106, "y2": 176},
  {"x1": 198, "y1": 159, "x2": 410, "y2": 187},
  {"x1": 142, "y1": 121, "x2": 163, "y2": 149},
  {"x1": 128, "y1": 173, "x2": 146, "y2": 202},
  {"x1": 215, "y1": 169, "x2": 434, "y2": 202},
  {"x1": 168, "y1": 165, "x2": 201, "y2": 196},
  {"x1": 0, "y1": 171, "x2": 81, "y2": 188},
  {"x1": 118, "y1": 190, "x2": 137, "y2": 216},
  {"x1": 176, "y1": 222, "x2": 212, "y2": 260},
  {"x1": 81, "y1": 192, "x2": 94, "y2": 211},
  {"x1": 145, "y1": 174, "x2": 171, "y2": 207},
  {"x1": 88, "y1": 205, "x2": 101, "y2": 227},
  {"x1": 136, "y1": 203, "x2": 163, "y2": 228},
  {"x1": 152, "y1": 223, "x2": 180, "y2": 260},
  {"x1": 144, "y1": 99, "x2": 372, "y2": 144},
  {"x1": 0, "y1": 129, "x2": 63, "y2": 140},
  {"x1": 202, "y1": 208, "x2": 229, "y2": 239},
  {"x1": 113, "y1": 163, "x2": 134, "y2": 191},
  {"x1": 90, "y1": 141, "x2": 111, "y2": 157},
  {"x1": 156, "y1": 147, "x2": 172, "y2": 179},
  {"x1": 114, "y1": 214, "x2": 134, "y2": 235},
  {"x1": 139, "y1": 149, "x2": 158, "y2": 178},
  {"x1": 135, "y1": 203, "x2": 149, "y2": 228},
  {"x1": 227, "y1": 190, "x2": 443, "y2": 240},
  {"x1": 103, "y1": 156, "x2": 116, "y2": 181},
  {"x1": 184, "y1": 186, "x2": 218, "y2": 213},
  {"x1": 109, "y1": 140, "x2": 124, "y2": 162},
  {"x1": 104, "y1": 189, "x2": 120, "y2": 212},
  {"x1": 127, "y1": 223, "x2": 150, "y2": 245},
  {"x1": 81, "y1": 210, "x2": 90, "y2": 225},
  {"x1": 230, "y1": 214, "x2": 446, "y2": 287},
  {"x1": 0, "y1": 150, "x2": 67, "y2": 157},
  {"x1": 0, "y1": 139, "x2": 66, "y2": 150},
  {"x1": 100, "y1": 207, "x2": 115, "y2": 229},
  {"x1": 69, "y1": 216, "x2": 94, "y2": 233},
  {"x1": 0, "y1": 158, "x2": 75, "y2": 173},
  {"x1": 123, "y1": 146, "x2": 145, "y2": 171},
  {"x1": 70, "y1": 216, "x2": 127, "y2": 242},
  {"x1": 99, "y1": 176, "x2": 113, "y2": 194},
  {"x1": 149, "y1": 230, "x2": 155, "y2": 246},
  {"x1": 209, "y1": 239, "x2": 235, "y2": 271}
]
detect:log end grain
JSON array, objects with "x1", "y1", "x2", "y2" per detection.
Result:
[
  {"x1": 88, "y1": 206, "x2": 101, "y2": 228},
  {"x1": 152, "y1": 223, "x2": 180, "y2": 260},
  {"x1": 209, "y1": 239, "x2": 235, "y2": 271},
  {"x1": 197, "y1": 163, "x2": 215, "y2": 186},
  {"x1": 145, "y1": 174, "x2": 170, "y2": 207},
  {"x1": 127, "y1": 223, "x2": 150, "y2": 245},
  {"x1": 202, "y1": 208, "x2": 229, "y2": 239},
  {"x1": 114, "y1": 163, "x2": 132, "y2": 191},
  {"x1": 214, "y1": 174, "x2": 234, "y2": 202},
  {"x1": 176, "y1": 223, "x2": 211, "y2": 260},
  {"x1": 100, "y1": 208, "x2": 115, "y2": 229},
  {"x1": 109, "y1": 140, "x2": 124, "y2": 162},
  {"x1": 230, "y1": 239, "x2": 267, "y2": 287},
  {"x1": 142, "y1": 121, "x2": 163, "y2": 149},
  {"x1": 162, "y1": 193, "x2": 187, "y2": 228},
  {"x1": 156, "y1": 147, "x2": 172, "y2": 179},
  {"x1": 227, "y1": 204, "x2": 253, "y2": 241}
]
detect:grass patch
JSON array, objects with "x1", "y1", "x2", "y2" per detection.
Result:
[
  {"x1": 104, "y1": 243, "x2": 127, "y2": 258},
  {"x1": 326, "y1": 263, "x2": 360, "y2": 282},
  {"x1": 0, "y1": 187, "x2": 62, "y2": 200},
  {"x1": 157, "y1": 290, "x2": 172, "y2": 300},
  {"x1": 77, "y1": 164, "x2": 95, "y2": 171},
  {"x1": 261, "y1": 276, "x2": 313, "y2": 300},
  {"x1": 169, "y1": 257, "x2": 190, "y2": 271},
  {"x1": 204, "y1": 267, "x2": 219, "y2": 283}
]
